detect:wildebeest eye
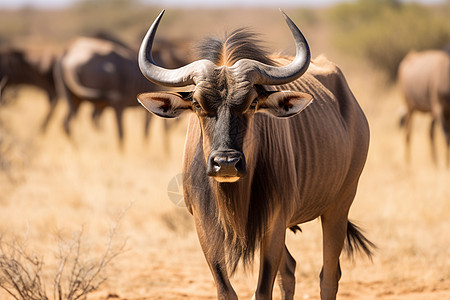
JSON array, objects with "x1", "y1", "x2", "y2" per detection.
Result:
[
  {"x1": 249, "y1": 98, "x2": 258, "y2": 110},
  {"x1": 192, "y1": 100, "x2": 203, "y2": 112}
]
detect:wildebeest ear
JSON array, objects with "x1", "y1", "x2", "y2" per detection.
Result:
[
  {"x1": 137, "y1": 92, "x2": 191, "y2": 118},
  {"x1": 257, "y1": 91, "x2": 313, "y2": 118}
]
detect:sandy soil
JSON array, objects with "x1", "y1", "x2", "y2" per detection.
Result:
[{"x1": 1, "y1": 10, "x2": 449, "y2": 300}]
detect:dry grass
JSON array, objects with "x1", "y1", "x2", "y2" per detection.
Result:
[{"x1": 0, "y1": 8, "x2": 449, "y2": 300}]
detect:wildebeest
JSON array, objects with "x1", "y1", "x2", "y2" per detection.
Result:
[
  {"x1": 398, "y1": 50, "x2": 450, "y2": 165},
  {"x1": 0, "y1": 46, "x2": 58, "y2": 130},
  {"x1": 138, "y1": 10, "x2": 374, "y2": 299},
  {"x1": 56, "y1": 34, "x2": 187, "y2": 145}
]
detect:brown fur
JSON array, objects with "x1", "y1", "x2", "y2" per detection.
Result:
[{"x1": 183, "y1": 37, "x2": 372, "y2": 274}]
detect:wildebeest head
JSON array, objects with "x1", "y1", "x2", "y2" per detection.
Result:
[{"x1": 138, "y1": 10, "x2": 313, "y2": 182}]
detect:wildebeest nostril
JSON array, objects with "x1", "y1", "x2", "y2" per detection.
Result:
[
  {"x1": 234, "y1": 157, "x2": 243, "y2": 170},
  {"x1": 212, "y1": 157, "x2": 223, "y2": 172},
  {"x1": 230, "y1": 156, "x2": 242, "y2": 171},
  {"x1": 213, "y1": 156, "x2": 239, "y2": 171}
]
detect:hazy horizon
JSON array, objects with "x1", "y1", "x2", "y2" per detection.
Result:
[{"x1": 0, "y1": 0, "x2": 446, "y2": 9}]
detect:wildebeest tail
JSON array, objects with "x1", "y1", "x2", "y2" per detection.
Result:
[{"x1": 344, "y1": 221, "x2": 376, "y2": 260}]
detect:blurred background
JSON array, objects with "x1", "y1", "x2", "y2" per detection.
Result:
[{"x1": 0, "y1": 0, "x2": 449, "y2": 299}]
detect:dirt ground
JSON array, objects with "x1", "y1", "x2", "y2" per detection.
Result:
[{"x1": 1, "y1": 9, "x2": 449, "y2": 300}]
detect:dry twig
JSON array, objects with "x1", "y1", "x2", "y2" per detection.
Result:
[{"x1": 0, "y1": 205, "x2": 129, "y2": 300}]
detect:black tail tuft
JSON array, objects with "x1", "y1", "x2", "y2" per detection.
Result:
[
  {"x1": 344, "y1": 221, "x2": 376, "y2": 261},
  {"x1": 289, "y1": 225, "x2": 302, "y2": 234}
]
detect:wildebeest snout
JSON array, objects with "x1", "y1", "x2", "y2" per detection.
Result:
[{"x1": 207, "y1": 150, "x2": 247, "y2": 182}]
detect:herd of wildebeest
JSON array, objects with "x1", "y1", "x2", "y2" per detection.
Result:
[
  {"x1": 1, "y1": 9, "x2": 450, "y2": 300},
  {"x1": 0, "y1": 30, "x2": 191, "y2": 146},
  {"x1": 1, "y1": 17, "x2": 449, "y2": 162}
]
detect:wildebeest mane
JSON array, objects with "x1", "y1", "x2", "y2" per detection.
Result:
[{"x1": 195, "y1": 28, "x2": 277, "y2": 66}]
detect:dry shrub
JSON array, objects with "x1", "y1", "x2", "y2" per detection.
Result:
[
  {"x1": 0, "y1": 239, "x2": 47, "y2": 300},
  {"x1": 0, "y1": 211, "x2": 127, "y2": 300},
  {"x1": 52, "y1": 226, "x2": 124, "y2": 300}
]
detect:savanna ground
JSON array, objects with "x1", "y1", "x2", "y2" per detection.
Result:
[{"x1": 1, "y1": 3, "x2": 450, "y2": 300}]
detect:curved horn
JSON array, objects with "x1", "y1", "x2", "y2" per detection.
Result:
[
  {"x1": 138, "y1": 10, "x2": 214, "y2": 87},
  {"x1": 234, "y1": 9, "x2": 311, "y2": 85}
]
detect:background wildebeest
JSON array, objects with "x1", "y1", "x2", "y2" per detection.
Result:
[
  {"x1": 0, "y1": 45, "x2": 58, "y2": 130},
  {"x1": 56, "y1": 33, "x2": 189, "y2": 146},
  {"x1": 398, "y1": 50, "x2": 450, "y2": 166},
  {"x1": 137, "y1": 10, "x2": 374, "y2": 300},
  {"x1": 0, "y1": 76, "x2": 6, "y2": 98}
]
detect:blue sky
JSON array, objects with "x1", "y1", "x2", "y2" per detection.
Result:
[{"x1": 0, "y1": 0, "x2": 446, "y2": 9}]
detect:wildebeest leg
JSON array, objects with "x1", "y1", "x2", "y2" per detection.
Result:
[
  {"x1": 91, "y1": 106, "x2": 103, "y2": 129},
  {"x1": 446, "y1": 138, "x2": 450, "y2": 167},
  {"x1": 64, "y1": 97, "x2": 81, "y2": 137},
  {"x1": 398, "y1": 107, "x2": 406, "y2": 128},
  {"x1": 429, "y1": 118, "x2": 437, "y2": 165},
  {"x1": 440, "y1": 115, "x2": 450, "y2": 167},
  {"x1": 445, "y1": 131, "x2": 450, "y2": 167},
  {"x1": 276, "y1": 245, "x2": 296, "y2": 300},
  {"x1": 114, "y1": 107, "x2": 125, "y2": 148},
  {"x1": 54, "y1": 61, "x2": 76, "y2": 138},
  {"x1": 403, "y1": 110, "x2": 413, "y2": 163},
  {"x1": 254, "y1": 216, "x2": 286, "y2": 300},
  {"x1": 319, "y1": 209, "x2": 348, "y2": 300},
  {"x1": 0, "y1": 76, "x2": 8, "y2": 102},
  {"x1": 193, "y1": 217, "x2": 237, "y2": 300},
  {"x1": 40, "y1": 92, "x2": 58, "y2": 132}
]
